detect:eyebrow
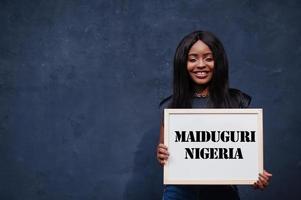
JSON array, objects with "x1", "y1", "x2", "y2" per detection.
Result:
[{"x1": 188, "y1": 52, "x2": 213, "y2": 57}]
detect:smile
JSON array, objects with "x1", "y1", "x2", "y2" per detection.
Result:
[{"x1": 193, "y1": 71, "x2": 210, "y2": 78}]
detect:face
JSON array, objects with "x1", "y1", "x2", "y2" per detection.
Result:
[{"x1": 187, "y1": 40, "x2": 214, "y2": 86}]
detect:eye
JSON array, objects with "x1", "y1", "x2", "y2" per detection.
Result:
[
  {"x1": 205, "y1": 57, "x2": 214, "y2": 62},
  {"x1": 188, "y1": 58, "x2": 197, "y2": 62}
]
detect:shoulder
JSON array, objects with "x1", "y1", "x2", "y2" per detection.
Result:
[
  {"x1": 229, "y1": 88, "x2": 252, "y2": 108},
  {"x1": 159, "y1": 95, "x2": 172, "y2": 109}
]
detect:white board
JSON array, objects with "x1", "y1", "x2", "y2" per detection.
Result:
[{"x1": 164, "y1": 109, "x2": 263, "y2": 185}]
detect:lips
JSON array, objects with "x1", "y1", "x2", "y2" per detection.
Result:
[{"x1": 193, "y1": 71, "x2": 209, "y2": 79}]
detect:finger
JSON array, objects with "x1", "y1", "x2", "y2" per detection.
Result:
[
  {"x1": 159, "y1": 159, "x2": 167, "y2": 166},
  {"x1": 157, "y1": 147, "x2": 169, "y2": 155},
  {"x1": 157, "y1": 152, "x2": 169, "y2": 160},
  {"x1": 257, "y1": 181, "x2": 264, "y2": 190},
  {"x1": 157, "y1": 157, "x2": 166, "y2": 165},
  {"x1": 157, "y1": 143, "x2": 168, "y2": 150},
  {"x1": 263, "y1": 170, "x2": 273, "y2": 177},
  {"x1": 259, "y1": 176, "x2": 268, "y2": 187},
  {"x1": 259, "y1": 173, "x2": 269, "y2": 182},
  {"x1": 158, "y1": 148, "x2": 169, "y2": 155},
  {"x1": 158, "y1": 160, "x2": 164, "y2": 166},
  {"x1": 254, "y1": 179, "x2": 263, "y2": 190},
  {"x1": 157, "y1": 154, "x2": 169, "y2": 160},
  {"x1": 253, "y1": 182, "x2": 261, "y2": 190}
]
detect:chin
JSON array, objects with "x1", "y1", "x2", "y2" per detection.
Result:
[{"x1": 192, "y1": 78, "x2": 212, "y2": 85}]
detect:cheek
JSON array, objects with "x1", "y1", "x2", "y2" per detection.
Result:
[
  {"x1": 186, "y1": 62, "x2": 193, "y2": 71},
  {"x1": 208, "y1": 62, "x2": 214, "y2": 70}
]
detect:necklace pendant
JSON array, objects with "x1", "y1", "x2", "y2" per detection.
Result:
[{"x1": 194, "y1": 92, "x2": 208, "y2": 98}]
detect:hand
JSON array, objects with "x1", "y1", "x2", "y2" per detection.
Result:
[
  {"x1": 156, "y1": 143, "x2": 169, "y2": 166},
  {"x1": 253, "y1": 170, "x2": 272, "y2": 190}
]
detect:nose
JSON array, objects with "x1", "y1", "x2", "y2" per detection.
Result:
[{"x1": 196, "y1": 59, "x2": 206, "y2": 68}]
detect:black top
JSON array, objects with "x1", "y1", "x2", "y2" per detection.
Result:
[
  {"x1": 160, "y1": 88, "x2": 252, "y2": 123},
  {"x1": 160, "y1": 96, "x2": 209, "y2": 123},
  {"x1": 159, "y1": 88, "x2": 251, "y2": 109}
]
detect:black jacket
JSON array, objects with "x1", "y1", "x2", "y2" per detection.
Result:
[{"x1": 228, "y1": 88, "x2": 252, "y2": 108}]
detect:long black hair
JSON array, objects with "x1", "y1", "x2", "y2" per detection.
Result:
[{"x1": 170, "y1": 30, "x2": 232, "y2": 108}]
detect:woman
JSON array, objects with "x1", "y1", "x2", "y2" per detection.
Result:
[{"x1": 157, "y1": 30, "x2": 272, "y2": 199}]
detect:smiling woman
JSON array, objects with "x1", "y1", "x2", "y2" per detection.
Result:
[
  {"x1": 169, "y1": 31, "x2": 233, "y2": 109},
  {"x1": 157, "y1": 31, "x2": 272, "y2": 200}
]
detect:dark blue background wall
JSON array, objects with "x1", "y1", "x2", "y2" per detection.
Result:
[{"x1": 1, "y1": 0, "x2": 300, "y2": 199}]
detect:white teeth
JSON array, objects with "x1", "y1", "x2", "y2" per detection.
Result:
[{"x1": 196, "y1": 72, "x2": 207, "y2": 75}]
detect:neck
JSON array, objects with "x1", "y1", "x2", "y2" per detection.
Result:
[{"x1": 194, "y1": 85, "x2": 209, "y2": 97}]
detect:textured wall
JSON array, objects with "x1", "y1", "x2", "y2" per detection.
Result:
[{"x1": 1, "y1": 0, "x2": 300, "y2": 199}]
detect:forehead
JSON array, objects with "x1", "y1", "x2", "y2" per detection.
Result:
[{"x1": 188, "y1": 40, "x2": 212, "y2": 55}]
